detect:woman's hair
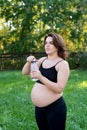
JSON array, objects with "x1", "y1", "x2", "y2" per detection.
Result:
[{"x1": 44, "y1": 32, "x2": 68, "y2": 60}]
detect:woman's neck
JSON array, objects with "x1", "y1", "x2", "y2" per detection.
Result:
[{"x1": 47, "y1": 55, "x2": 59, "y2": 60}]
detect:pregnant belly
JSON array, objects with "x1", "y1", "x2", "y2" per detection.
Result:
[{"x1": 31, "y1": 83, "x2": 62, "y2": 107}]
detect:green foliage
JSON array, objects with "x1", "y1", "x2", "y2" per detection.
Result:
[
  {"x1": 3, "y1": 59, "x2": 25, "y2": 70},
  {"x1": 0, "y1": 58, "x2": 25, "y2": 70},
  {"x1": 0, "y1": 70, "x2": 87, "y2": 130},
  {"x1": 67, "y1": 51, "x2": 87, "y2": 69},
  {"x1": 67, "y1": 52, "x2": 80, "y2": 69},
  {"x1": 0, "y1": 51, "x2": 87, "y2": 70},
  {"x1": 0, "y1": 0, "x2": 87, "y2": 54},
  {"x1": 79, "y1": 52, "x2": 87, "y2": 69}
]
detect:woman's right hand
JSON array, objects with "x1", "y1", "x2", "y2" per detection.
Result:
[
  {"x1": 22, "y1": 55, "x2": 36, "y2": 75},
  {"x1": 27, "y1": 55, "x2": 36, "y2": 63}
]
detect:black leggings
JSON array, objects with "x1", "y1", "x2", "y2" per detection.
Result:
[{"x1": 35, "y1": 97, "x2": 67, "y2": 130}]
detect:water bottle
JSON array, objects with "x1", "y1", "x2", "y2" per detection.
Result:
[{"x1": 30, "y1": 60, "x2": 38, "y2": 81}]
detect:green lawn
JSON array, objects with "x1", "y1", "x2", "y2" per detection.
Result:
[{"x1": 0, "y1": 69, "x2": 87, "y2": 130}]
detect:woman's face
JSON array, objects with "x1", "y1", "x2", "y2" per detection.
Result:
[{"x1": 44, "y1": 36, "x2": 58, "y2": 55}]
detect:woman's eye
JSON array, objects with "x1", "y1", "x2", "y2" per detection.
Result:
[
  {"x1": 44, "y1": 41, "x2": 53, "y2": 45},
  {"x1": 50, "y1": 41, "x2": 53, "y2": 44}
]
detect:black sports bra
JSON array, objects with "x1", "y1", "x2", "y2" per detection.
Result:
[{"x1": 36, "y1": 59, "x2": 63, "y2": 84}]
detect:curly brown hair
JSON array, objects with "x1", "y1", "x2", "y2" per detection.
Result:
[{"x1": 44, "y1": 32, "x2": 68, "y2": 60}]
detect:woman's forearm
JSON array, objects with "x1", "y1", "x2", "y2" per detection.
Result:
[
  {"x1": 39, "y1": 75, "x2": 64, "y2": 94},
  {"x1": 22, "y1": 62, "x2": 30, "y2": 75}
]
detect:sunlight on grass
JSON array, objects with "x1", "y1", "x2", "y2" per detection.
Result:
[{"x1": 79, "y1": 81, "x2": 87, "y2": 88}]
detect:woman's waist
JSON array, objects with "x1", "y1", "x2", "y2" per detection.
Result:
[
  {"x1": 42, "y1": 96, "x2": 65, "y2": 109},
  {"x1": 31, "y1": 84, "x2": 63, "y2": 107},
  {"x1": 36, "y1": 80, "x2": 43, "y2": 85},
  {"x1": 36, "y1": 96, "x2": 66, "y2": 110}
]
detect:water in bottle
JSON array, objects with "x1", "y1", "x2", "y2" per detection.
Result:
[{"x1": 30, "y1": 60, "x2": 38, "y2": 81}]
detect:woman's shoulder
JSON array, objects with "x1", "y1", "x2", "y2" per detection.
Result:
[
  {"x1": 56, "y1": 59, "x2": 70, "y2": 71},
  {"x1": 39, "y1": 56, "x2": 47, "y2": 62},
  {"x1": 37, "y1": 57, "x2": 47, "y2": 67},
  {"x1": 60, "y1": 60, "x2": 69, "y2": 68},
  {"x1": 61, "y1": 60, "x2": 69, "y2": 65}
]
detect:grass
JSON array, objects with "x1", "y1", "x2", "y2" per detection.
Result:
[{"x1": 0, "y1": 69, "x2": 87, "y2": 130}]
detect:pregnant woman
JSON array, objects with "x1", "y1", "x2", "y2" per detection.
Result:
[{"x1": 22, "y1": 32, "x2": 70, "y2": 130}]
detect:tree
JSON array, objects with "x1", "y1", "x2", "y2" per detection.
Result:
[{"x1": 0, "y1": 0, "x2": 87, "y2": 54}]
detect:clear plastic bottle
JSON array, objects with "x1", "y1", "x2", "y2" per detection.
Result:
[{"x1": 30, "y1": 60, "x2": 38, "y2": 81}]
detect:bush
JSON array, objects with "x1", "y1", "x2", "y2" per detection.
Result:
[
  {"x1": 0, "y1": 52, "x2": 87, "y2": 70},
  {"x1": 0, "y1": 59, "x2": 25, "y2": 70},
  {"x1": 67, "y1": 52, "x2": 79, "y2": 69},
  {"x1": 67, "y1": 51, "x2": 87, "y2": 69},
  {"x1": 79, "y1": 52, "x2": 87, "y2": 69}
]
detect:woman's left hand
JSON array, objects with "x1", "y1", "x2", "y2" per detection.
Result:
[{"x1": 30, "y1": 70, "x2": 41, "y2": 80}]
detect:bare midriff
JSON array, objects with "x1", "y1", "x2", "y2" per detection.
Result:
[{"x1": 31, "y1": 83, "x2": 63, "y2": 107}]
